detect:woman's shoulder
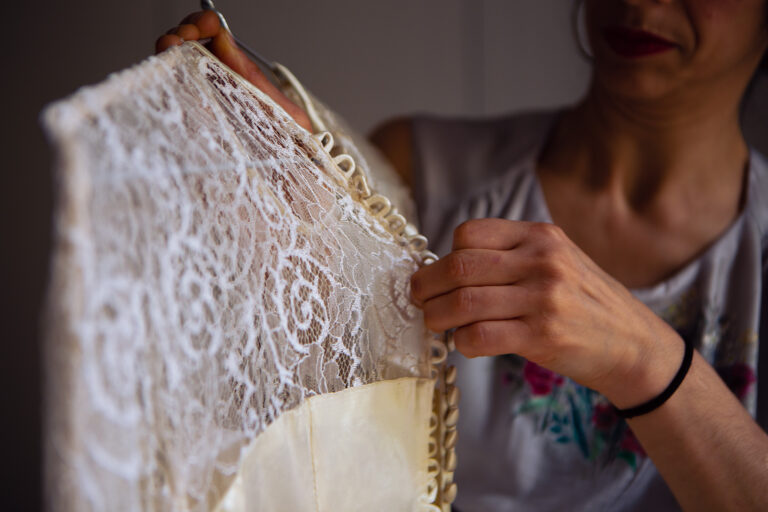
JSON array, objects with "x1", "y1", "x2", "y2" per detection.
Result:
[
  {"x1": 369, "y1": 109, "x2": 558, "y2": 189},
  {"x1": 410, "y1": 109, "x2": 557, "y2": 173},
  {"x1": 406, "y1": 109, "x2": 558, "y2": 218}
]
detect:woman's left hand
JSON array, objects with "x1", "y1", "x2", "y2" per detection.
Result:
[{"x1": 410, "y1": 218, "x2": 683, "y2": 408}]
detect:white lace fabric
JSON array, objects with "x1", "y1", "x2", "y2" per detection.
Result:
[{"x1": 43, "y1": 43, "x2": 451, "y2": 511}]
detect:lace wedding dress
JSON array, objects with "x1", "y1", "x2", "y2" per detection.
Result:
[{"x1": 42, "y1": 42, "x2": 457, "y2": 511}]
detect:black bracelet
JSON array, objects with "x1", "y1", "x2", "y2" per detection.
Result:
[{"x1": 614, "y1": 340, "x2": 694, "y2": 419}]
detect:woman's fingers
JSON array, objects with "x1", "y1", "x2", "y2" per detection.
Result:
[
  {"x1": 155, "y1": 25, "x2": 200, "y2": 53},
  {"x1": 178, "y1": 10, "x2": 220, "y2": 38},
  {"x1": 454, "y1": 319, "x2": 533, "y2": 359},
  {"x1": 190, "y1": 10, "x2": 221, "y2": 39},
  {"x1": 156, "y1": 34, "x2": 182, "y2": 53},
  {"x1": 175, "y1": 24, "x2": 200, "y2": 41},
  {"x1": 409, "y1": 217, "x2": 675, "y2": 396},
  {"x1": 452, "y1": 218, "x2": 526, "y2": 250},
  {"x1": 422, "y1": 285, "x2": 531, "y2": 332},
  {"x1": 411, "y1": 249, "x2": 529, "y2": 305},
  {"x1": 452, "y1": 218, "x2": 568, "y2": 251},
  {"x1": 156, "y1": 11, "x2": 222, "y2": 54}
]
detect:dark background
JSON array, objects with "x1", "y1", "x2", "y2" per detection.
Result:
[{"x1": 3, "y1": 1, "x2": 767, "y2": 510}]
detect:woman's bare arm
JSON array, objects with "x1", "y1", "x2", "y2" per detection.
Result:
[{"x1": 628, "y1": 351, "x2": 768, "y2": 511}]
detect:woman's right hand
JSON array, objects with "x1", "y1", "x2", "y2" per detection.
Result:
[{"x1": 156, "y1": 10, "x2": 312, "y2": 131}]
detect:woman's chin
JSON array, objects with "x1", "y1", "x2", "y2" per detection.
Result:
[{"x1": 591, "y1": 68, "x2": 684, "y2": 106}]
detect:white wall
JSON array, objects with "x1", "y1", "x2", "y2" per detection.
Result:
[{"x1": 153, "y1": 1, "x2": 591, "y2": 132}]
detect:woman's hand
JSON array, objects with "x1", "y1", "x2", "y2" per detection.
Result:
[
  {"x1": 410, "y1": 218, "x2": 685, "y2": 408},
  {"x1": 155, "y1": 11, "x2": 312, "y2": 131}
]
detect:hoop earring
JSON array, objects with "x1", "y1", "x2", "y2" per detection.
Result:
[{"x1": 572, "y1": 0, "x2": 593, "y2": 60}]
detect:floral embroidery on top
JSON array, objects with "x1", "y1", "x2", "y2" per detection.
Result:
[
  {"x1": 657, "y1": 286, "x2": 758, "y2": 406},
  {"x1": 506, "y1": 359, "x2": 646, "y2": 470},
  {"x1": 523, "y1": 359, "x2": 563, "y2": 395}
]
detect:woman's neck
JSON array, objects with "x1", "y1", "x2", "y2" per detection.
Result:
[
  {"x1": 540, "y1": 84, "x2": 749, "y2": 223},
  {"x1": 536, "y1": 85, "x2": 751, "y2": 288}
]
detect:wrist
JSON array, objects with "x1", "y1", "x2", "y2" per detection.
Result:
[
  {"x1": 600, "y1": 314, "x2": 686, "y2": 410},
  {"x1": 614, "y1": 338, "x2": 693, "y2": 418}
]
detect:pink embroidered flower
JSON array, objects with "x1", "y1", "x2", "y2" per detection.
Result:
[
  {"x1": 592, "y1": 403, "x2": 619, "y2": 432},
  {"x1": 523, "y1": 361, "x2": 564, "y2": 395},
  {"x1": 620, "y1": 429, "x2": 646, "y2": 457},
  {"x1": 717, "y1": 363, "x2": 756, "y2": 401}
]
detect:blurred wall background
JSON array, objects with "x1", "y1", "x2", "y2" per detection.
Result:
[{"x1": 3, "y1": 1, "x2": 766, "y2": 509}]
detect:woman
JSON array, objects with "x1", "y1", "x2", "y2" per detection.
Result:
[{"x1": 158, "y1": 1, "x2": 768, "y2": 510}]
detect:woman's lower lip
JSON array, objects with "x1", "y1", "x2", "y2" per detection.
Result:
[{"x1": 601, "y1": 28, "x2": 677, "y2": 58}]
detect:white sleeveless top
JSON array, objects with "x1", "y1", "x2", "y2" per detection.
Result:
[{"x1": 411, "y1": 110, "x2": 768, "y2": 512}]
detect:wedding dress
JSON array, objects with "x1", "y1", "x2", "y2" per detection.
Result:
[{"x1": 43, "y1": 42, "x2": 457, "y2": 511}]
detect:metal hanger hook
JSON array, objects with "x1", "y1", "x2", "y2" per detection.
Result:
[
  {"x1": 200, "y1": 0, "x2": 278, "y2": 77},
  {"x1": 201, "y1": 0, "x2": 231, "y2": 32}
]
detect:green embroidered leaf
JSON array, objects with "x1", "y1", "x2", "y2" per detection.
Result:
[
  {"x1": 516, "y1": 396, "x2": 556, "y2": 414},
  {"x1": 590, "y1": 434, "x2": 605, "y2": 460},
  {"x1": 568, "y1": 394, "x2": 590, "y2": 458},
  {"x1": 617, "y1": 451, "x2": 637, "y2": 471}
]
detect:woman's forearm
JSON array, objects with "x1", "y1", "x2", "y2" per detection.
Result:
[{"x1": 627, "y1": 351, "x2": 768, "y2": 511}]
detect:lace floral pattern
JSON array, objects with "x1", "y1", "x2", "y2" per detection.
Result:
[{"x1": 44, "y1": 43, "x2": 433, "y2": 510}]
